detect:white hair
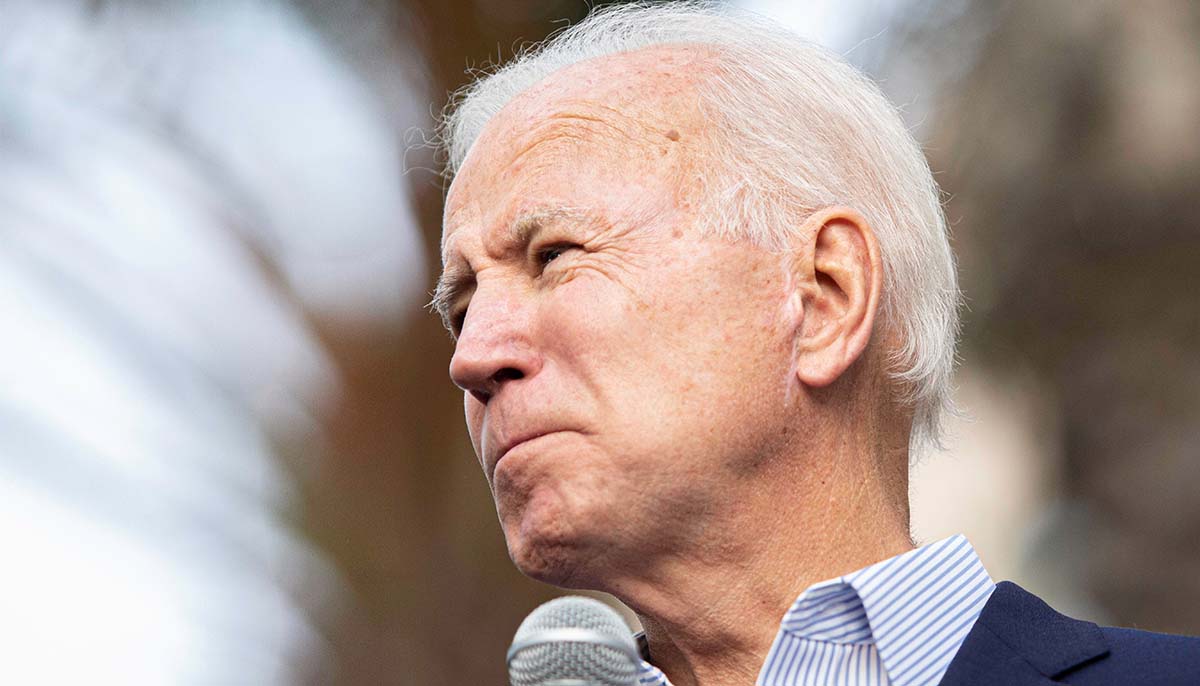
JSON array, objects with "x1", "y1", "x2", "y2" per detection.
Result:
[{"x1": 439, "y1": 1, "x2": 960, "y2": 460}]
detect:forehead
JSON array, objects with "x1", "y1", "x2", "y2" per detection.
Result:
[{"x1": 441, "y1": 45, "x2": 715, "y2": 257}]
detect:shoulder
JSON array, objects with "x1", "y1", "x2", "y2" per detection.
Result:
[
  {"x1": 1073, "y1": 625, "x2": 1200, "y2": 684},
  {"x1": 953, "y1": 582, "x2": 1200, "y2": 686}
]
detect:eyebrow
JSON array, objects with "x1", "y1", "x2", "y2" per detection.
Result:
[
  {"x1": 429, "y1": 206, "x2": 597, "y2": 333},
  {"x1": 428, "y1": 261, "x2": 473, "y2": 334}
]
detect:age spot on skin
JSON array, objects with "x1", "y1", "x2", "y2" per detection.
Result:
[{"x1": 665, "y1": 129, "x2": 681, "y2": 142}]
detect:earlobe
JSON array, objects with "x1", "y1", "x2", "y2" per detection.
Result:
[{"x1": 790, "y1": 207, "x2": 882, "y2": 388}]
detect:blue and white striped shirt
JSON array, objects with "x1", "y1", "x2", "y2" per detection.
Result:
[{"x1": 636, "y1": 535, "x2": 995, "y2": 686}]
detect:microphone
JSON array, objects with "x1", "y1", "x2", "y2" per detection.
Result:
[{"x1": 507, "y1": 596, "x2": 641, "y2": 686}]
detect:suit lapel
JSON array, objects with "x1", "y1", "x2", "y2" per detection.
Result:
[{"x1": 937, "y1": 582, "x2": 1110, "y2": 686}]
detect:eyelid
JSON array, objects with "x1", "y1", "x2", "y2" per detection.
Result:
[{"x1": 532, "y1": 241, "x2": 581, "y2": 266}]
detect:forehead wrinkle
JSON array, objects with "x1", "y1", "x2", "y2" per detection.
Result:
[
  {"x1": 502, "y1": 107, "x2": 659, "y2": 178},
  {"x1": 440, "y1": 51, "x2": 710, "y2": 267},
  {"x1": 440, "y1": 110, "x2": 639, "y2": 263},
  {"x1": 545, "y1": 104, "x2": 658, "y2": 144}
]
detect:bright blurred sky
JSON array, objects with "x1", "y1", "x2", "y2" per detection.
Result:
[
  {"x1": 0, "y1": 2, "x2": 423, "y2": 683},
  {"x1": 739, "y1": 0, "x2": 903, "y2": 55}
]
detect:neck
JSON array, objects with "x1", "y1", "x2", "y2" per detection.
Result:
[{"x1": 604, "y1": 435, "x2": 912, "y2": 686}]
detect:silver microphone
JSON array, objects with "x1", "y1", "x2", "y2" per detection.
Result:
[{"x1": 507, "y1": 596, "x2": 641, "y2": 686}]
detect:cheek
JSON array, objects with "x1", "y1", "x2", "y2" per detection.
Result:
[
  {"x1": 535, "y1": 275, "x2": 635, "y2": 364},
  {"x1": 532, "y1": 253, "x2": 791, "y2": 463},
  {"x1": 540, "y1": 259, "x2": 734, "y2": 395},
  {"x1": 626, "y1": 272, "x2": 792, "y2": 450}
]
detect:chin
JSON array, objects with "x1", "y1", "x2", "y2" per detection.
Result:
[
  {"x1": 508, "y1": 538, "x2": 589, "y2": 588},
  {"x1": 502, "y1": 494, "x2": 609, "y2": 589}
]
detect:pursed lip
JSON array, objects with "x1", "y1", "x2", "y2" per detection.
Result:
[{"x1": 487, "y1": 429, "x2": 575, "y2": 480}]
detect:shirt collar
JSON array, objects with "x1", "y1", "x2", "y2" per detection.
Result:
[
  {"x1": 637, "y1": 535, "x2": 996, "y2": 686},
  {"x1": 776, "y1": 534, "x2": 996, "y2": 686}
]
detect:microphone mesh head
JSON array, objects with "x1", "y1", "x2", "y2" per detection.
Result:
[{"x1": 509, "y1": 596, "x2": 639, "y2": 686}]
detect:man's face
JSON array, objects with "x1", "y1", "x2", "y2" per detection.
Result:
[{"x1": 439, "y1": 49, "x2": 802, "y2": 587}]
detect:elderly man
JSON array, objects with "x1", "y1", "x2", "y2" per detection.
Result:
[{"x1": 433, "y1": 4, "x2": 1200, "y2": 685}]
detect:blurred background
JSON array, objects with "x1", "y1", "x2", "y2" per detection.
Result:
[{"x1": 1, "y1": 0, "x2": 1197, "y2": 683}]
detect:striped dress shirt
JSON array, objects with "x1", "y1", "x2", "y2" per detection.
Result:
[{"x1": 636, "y1": 535, "x2": 995, "y2": 686}]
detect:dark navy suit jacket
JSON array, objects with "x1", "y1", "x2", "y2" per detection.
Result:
[{"x1": 938, "y1": 581, "x2": 1200, "y2": 685}]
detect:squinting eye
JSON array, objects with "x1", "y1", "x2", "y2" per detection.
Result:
[
  {"x1": 530, "y1": 243, "x2": 580, "y2": 276},
  {"x1": 539, "y1": 246, "x2": 566, "y2": 264}
]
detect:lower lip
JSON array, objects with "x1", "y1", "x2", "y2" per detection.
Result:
[{"x1": 494, "y1": 432, "x2": 567, "y2": 475}]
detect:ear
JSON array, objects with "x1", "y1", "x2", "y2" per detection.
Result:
[{"x1": 789, "y1": 206, "x2": 883, "y2": 388}]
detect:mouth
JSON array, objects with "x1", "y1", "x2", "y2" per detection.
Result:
[{"x1": 489, "y1": 430, "x2": 571, "y2": 480}]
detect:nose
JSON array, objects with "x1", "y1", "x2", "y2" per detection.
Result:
[{"x1": 448, "y1": 285, "x2": 540, "y2": 404}]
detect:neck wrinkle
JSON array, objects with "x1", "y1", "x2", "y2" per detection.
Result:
[{"x1": 610, "y1": 445, "x2": 912, "y2": 686}]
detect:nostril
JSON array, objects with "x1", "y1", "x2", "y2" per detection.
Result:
[
  {"x1": 493, "y1": 367, "x2": 524, "y2": 383},
  {"x1": 464, "y1": 367, "x2": 523, "y2": 405}
]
